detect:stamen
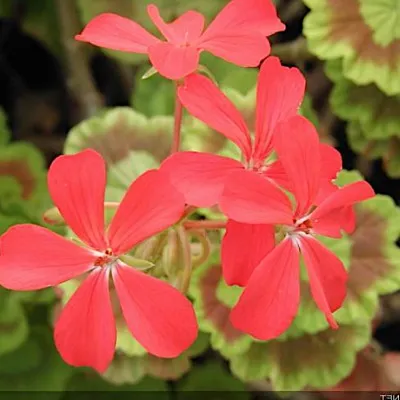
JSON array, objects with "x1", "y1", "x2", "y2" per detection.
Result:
[{"x1": 94, "y1": 248, "x2": 115, "y2": 267}]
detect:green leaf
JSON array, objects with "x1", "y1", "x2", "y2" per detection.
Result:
[
  {"x1": 0, "y1": 327, "x2": 73, "y2": 393},
  {"x1": 335, "y1": 170, "x2": 400, "y2": 295},
  {"x1": 106, "y1": 150, "x2": 159, "y2": 201},
  {"x1": 66, "y1": 372, "x2": 169, "y2": 394},
  {"x1": 216, "y1": 278, "x2": 243, "y2": 308},
  {"x1": 102, "y1": 354, "x2": 146, "y2": 385},
  {"x1": 229, "y1": 322, "x2": 370, "y2": 391},
  {"x1": 0, "y1": 142, "x2": 48, "y2": 208},
  {"x1": 116, "y1": 324, "x2": 148, "y2": 357},
  {"x1": 132, "y1": 68, "x2": 175, "y2": 117},
  {"x1": 360, "y1": 0, "x2": 400, "y2": 46},
  {"x1": 0, "y1": 290, "x2": 29, "y2": 357},
  {"x1": 303, "y1": 0, "x2": 400, "y2": 95},
  {"x1": 186, "y1": 332, "x2": 210, "y2": 358},
  {"x1": 327, "y1": 60, "x2": 400, "y2": 141},
  {"x1": 65, "y1": 107, "x2": 172, "y2": 164},
  {"x1": 146, "y1": 354, "x2": 191, "y2": 380},
  {"x1": 229, "y1": 343, "x2": 272, "y2": 381},
  {"x1": 189, "y1": 253, "x2": 252, "y2": 357},
  {"x1": 177, "y1": 361, "x2": 249, "y2": 398},
  {"x1": 346, "y1": 121, "x2": 389, "y2": 160}
]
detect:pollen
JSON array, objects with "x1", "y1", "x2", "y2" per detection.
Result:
[
  {"x1": 94, "y1": 248, "x2": 114, "y2": 267},
  {"x1": 293, "y1": 218, "x2": 313, "y2": 234}
]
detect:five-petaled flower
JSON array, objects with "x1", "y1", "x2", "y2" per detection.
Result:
[
  {"x1": 0, "y1": 149, "x2": 198, "y2": 373},
  {"x1": 161, "y1": 57, "x2": 345, "y2": 286},
  {"x1": 75, "y1": 0, "x2": 285, "y2": 80},
  {"x1": 219, "y1": 115, "x2": 375, "y2": 340}
]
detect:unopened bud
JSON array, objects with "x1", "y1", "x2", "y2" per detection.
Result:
[
  {"x1": 119, "y1": 254, "x2": 154, "y2": 270},
  {"x1": 43, "y1": 207, "x2": 65, "y2": 226}
]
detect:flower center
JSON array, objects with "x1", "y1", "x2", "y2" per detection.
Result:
[
  {"x1": 293, "y1": 218, "x2": 313, "y2": 234},
  {"x1": 94, "y1": 248, "x2": 117, "y2": 267}
]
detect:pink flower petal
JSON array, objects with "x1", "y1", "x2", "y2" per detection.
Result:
[
  {"x1": 312, "y1": 205, "x2": 358, "y2": 238},
  {"x1": 113, "y1": 264, "x2": 198, "y2": 357},
  {"x1": 253, "y1": 57, "x2": 305, "y2": 162},
  {"x1": 108, "y1": 170, "x2": 185, "y2": 255},
  {"x1": 274, "y1": 116, "x2": 320, "y2": 218},
  {"x1": 311, "y1": 181, "x2": 375, "y2": 223},
  {"x1": 147, "y1": 4, "x2": 177, "y2": 43},
  {"x1": 178, "y1": 74, "x2": 252, "y2": 159},
  {"x1": 47, "y1": 149, "x2": 107, "y2": 251},
  {"x1": 230, "y1": 238, "x2": 300, "y2": 340},
  {"x1": 220, "y1": 169, "x2": 293, "y2": 225},
  {"x1": 199, "y1": 31, "x2": 270, "y2": 67},
  {"x1": 222, "y1": 220, "x2": 275, "y2": 286},
  {"x1": 161, "y1": 152, "x2": 244, "y2": 207},
  {"x1": 0, "y1": 224, "x2": 96, "y2": 291},
  {"x1": 148, "y1": 42, "x2": 200, "y2": 80},
  {"x1": 299, "y1": 235, "x2": 347, "y2": 328},
  {"x1": 54, "y1": 268, "x2": 116, "y2": 373},
  {"x1": 201, "y1": 0, "x2": 285, "y2": 40},
  {"x1": 75, "y1": 13, "x2": 159, "y2": 53},
  {"x1": 168, "y1": 11, "x2": 205, "y2": 43},
  {"x1": 319, "y1": 143, "x2": 342, "y2": 180},
  {"x1": 264, "y1": 159, "x2": 293, "y2": 192}
]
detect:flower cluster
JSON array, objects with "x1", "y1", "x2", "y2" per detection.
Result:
[{"x1": 0, "y1": 0, "x2": 374, "y2": 373}]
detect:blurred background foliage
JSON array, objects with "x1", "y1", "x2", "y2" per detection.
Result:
[{"x1": 0, "y1": 0, "x2": 399, "y2": 397}]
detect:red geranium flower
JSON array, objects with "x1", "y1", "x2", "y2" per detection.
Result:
[
  {"x1": 219, "y1": 116, "x2": 375, "y2": 340},
  {"x1": 161, "y1": 57, "x2": 343, "y2": 286},
  {"x1": 0, "y1": 149, "x2": 198, "y2": 372},
  {"x1": 75, "y1": 0, "x2": 285, "y2": 80}
]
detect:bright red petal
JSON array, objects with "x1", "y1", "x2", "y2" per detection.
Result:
[
  {"x1": 340, "y1": 206, "x2": 357, "y2": 234},
  {"x1": 54, "y1": 268, "x2": 115, "y2": 373},
  {"x1": 311, "y1": 181, "x2": 375, "y2": 222},
  {"x1": 75, "y1": 13, "x2": 159, "y2": 53},
  {"x1": 230, "y1": 238, "x2": 300, "y2": 340},
  {"x1": 113, "y1": 264, "x2": 198, "y2": 357},
  {"x1": 220, "y1": 169, "x2": 293, "y2": 225},
  {"x1": 319, "y1": 143, "x2": 342, "y2": 180},
  {"x1": 310, "y1": 144, "x2": 342, "y2": 205},
  {"x1": 299, "y1": 235, "x2": 347, "y2": 328},
  {"x1": 148, "y1": 42, "x2": 199, "y2": 80},
  {"x1": 312, "y1": 205, "x2": 357, "y2": 238},
  {"x1": 274, "y1": 116, "x2": 320, "y2": 218},
  {"x1": 199, "y1": 31, "x2": 270, "y2": 67},
  {"x1": 0, "y1": 224, "x2": 96, "y2": 291},
  {"x1": 169, "y1": 11, "x2": 205, "y2": 42},
  {"x1": 48, "y1": 149, "x2": 107, "y2": 250},
  {"x1": 201, "y1": 0, "x2": 285, "y2": 39},
  {"x1": 222, "y1": 220, "x2": 275, "y2": 286},
  {"x1": 108, "y1": 170, "x2": 185, "y2": 255},
  {"x1": 253, "y1": 57, "x2": 306, "y2": 162},
  {"x1": 264, "y1": 159, "x2": 293, "y2": 192},
  {"x1": 179, "y1": 74, "x2": 252, "y2": 159},
  {"x1": 315, "y1": 180, "x2": 339, "y2": 205},
  {"x1": 147, "y1": 4, "x2": 177, "y2": 43},
  {"x1": 161, "y1": 152, "x2": 244, "y2": 207}
]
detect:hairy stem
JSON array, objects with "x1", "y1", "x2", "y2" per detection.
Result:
[
  {"x1": 171, "y1": 84, "x2": 184, "y2": 153},
  {"x1": 176, "y1": 226, "x2": 193, "y2": 293},
  {"x1": 184, "y1": 220, "x2": 227, "y2": 230},
  {"x1": 188, "y1": 230, "x2": 212, "y2": 269}
]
